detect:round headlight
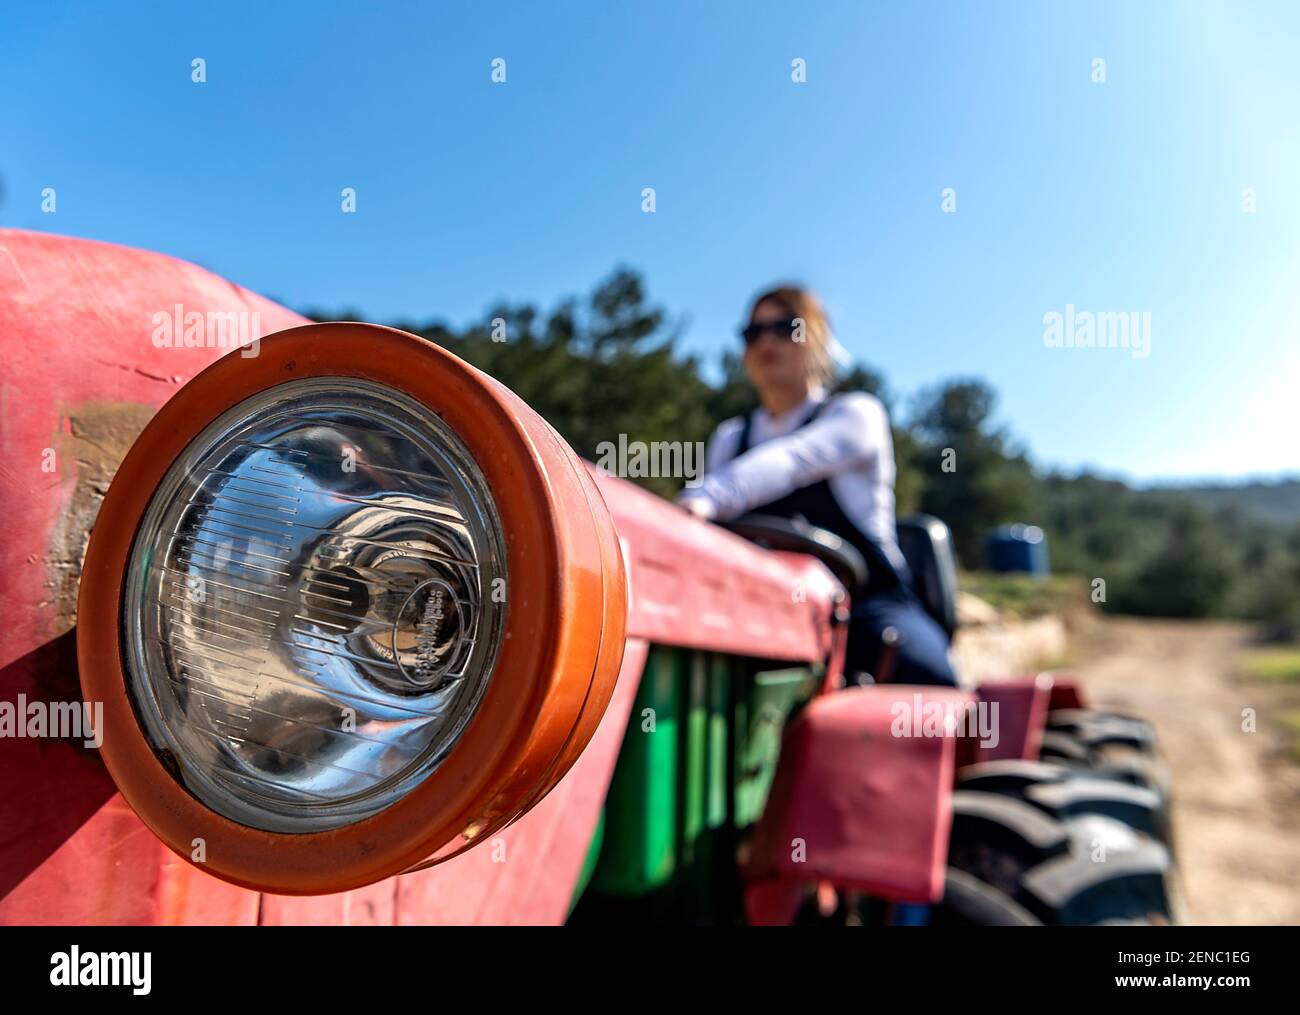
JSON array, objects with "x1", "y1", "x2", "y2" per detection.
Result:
[
  {"x1": 79, "y1": 323, "x2": 627, "y2": 894},
  {"x1": 123, "y1": 377, "x2": 507, "y2": 833}
]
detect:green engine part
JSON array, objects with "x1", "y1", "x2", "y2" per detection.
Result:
[{"x1": 571, "y1": 646, "x2": 818, "y2": 923}]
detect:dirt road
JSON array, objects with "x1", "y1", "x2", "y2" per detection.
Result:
[{"x1": 1072, "y1": 617, "x2": 1300, "y2": 924}]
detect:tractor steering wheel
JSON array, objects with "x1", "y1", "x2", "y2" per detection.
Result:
[{"x1": 720, "y1": 513, "x2": 868, "y2": 595}]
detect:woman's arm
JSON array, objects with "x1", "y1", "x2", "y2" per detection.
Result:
[
  {"x1": 678, "y1": 393, "x2": 889, "y2": 521},
  {"x1": 679, "y1": 417, "x2": 743, "y2": 519}
]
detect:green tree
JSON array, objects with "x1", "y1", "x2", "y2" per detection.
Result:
[
  {"x1": 354, "y1": 268, "x2": 717, "y2": 499},
  {"x1": 907, "y1": 379, "x2": 1034, "y2": 567},
  {"x1": 1110, "y1": 505, "x2": 1234, "y2": 618},
  {"x1": 307, "y1": 269, "x2": 1300, "y2": 627}
]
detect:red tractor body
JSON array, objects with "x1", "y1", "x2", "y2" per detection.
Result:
[{"x1": 0, "y1": 230, "x2": 1155, "y2": 927}]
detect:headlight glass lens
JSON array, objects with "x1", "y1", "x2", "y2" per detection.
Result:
[{"x1": 122, "y1": 377, "x2": 507, "y2": 832}]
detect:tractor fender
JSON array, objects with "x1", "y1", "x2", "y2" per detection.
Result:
[
  {"x1": 964, "y1": 674, "x2": 1055, "y2": 765},
  {"x1": 743, "y1": 685, "x2": 974, "y2": 923}
]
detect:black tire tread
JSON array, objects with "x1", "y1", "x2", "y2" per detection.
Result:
[
  {"x1": 936, "y1": 868, "x2": 1043, "y2": 926},
  {"x1": 1038, "y1": 729, "x2": 1090, "y2": 762},
  {"x1": 945, "y1": 705, "x2": 1178, "y2": 925},
  {"x1": 1024, "y1": 777, "x2": 1163, "y2": 838},
  {"x1": 956, "y1": 759, "x2": 1068, "y2": 794},
  {"x1": 1019, "y1": 839, "x2": 1172, "y2": 925}
]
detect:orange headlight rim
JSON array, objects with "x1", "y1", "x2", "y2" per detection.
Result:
[{"x1": 77, "y1": 322, "x2": 625, "y2": 895}]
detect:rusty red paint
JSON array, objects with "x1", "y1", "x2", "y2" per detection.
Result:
[
  {"x1": 0, "y1": 229, "x2": 305, "y2": 925},
  {"x1": 594, "y1": 471, "x2": 839, "y2": 661}
]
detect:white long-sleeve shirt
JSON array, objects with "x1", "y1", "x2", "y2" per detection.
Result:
[{"x1": 680, "y1": 386, "x2": 909, "y2": 574}]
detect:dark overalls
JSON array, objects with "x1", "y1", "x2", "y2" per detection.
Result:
[{"x1": 735, "y1": 402, "x2": 957, "y2": 687}]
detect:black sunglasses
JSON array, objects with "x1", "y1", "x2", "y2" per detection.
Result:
[{"x1": 740, "y1": 318, "x2": 799, "y2": 346}]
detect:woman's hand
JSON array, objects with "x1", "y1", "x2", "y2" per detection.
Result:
[{"x1": 677, "y1": 491, "x2": 717, "y2": 521}]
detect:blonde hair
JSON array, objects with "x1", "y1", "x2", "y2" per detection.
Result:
[{"x1": 747, "y1": 284, "x2": 838, "y2": 386}]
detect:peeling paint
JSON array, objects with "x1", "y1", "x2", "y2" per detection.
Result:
[{"x1": 47, "y1": 402, "x2": 157, "y2": 635}]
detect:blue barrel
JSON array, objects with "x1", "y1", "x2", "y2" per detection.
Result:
[{"x1": 984, "y1": 524, "x2": 1050, "y2": 575}]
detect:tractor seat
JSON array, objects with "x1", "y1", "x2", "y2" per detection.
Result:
[{"x1": 896, "y1": 513, "x2": 959, "y2": 638}]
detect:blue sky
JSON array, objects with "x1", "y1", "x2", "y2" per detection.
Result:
[{"x1": 2, "y1": 1, "x2": 1297, "y2": 483}]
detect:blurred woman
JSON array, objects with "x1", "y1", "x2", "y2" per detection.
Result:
[{"x1": 677, "y1": 285, "x2": 957, "y2": 686}]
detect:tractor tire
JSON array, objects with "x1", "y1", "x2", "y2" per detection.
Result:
[
  {"x1": 960, "y1": 710, "x2": 1175, "y2": 851},
  {"x1": 940, "y1": 788, "x2": 1176, "y2": 925},
  {"x1": 930, "y1": 868, "x2": 1042, "y2": 926},
  {"x1": 1038, "y1": 729, "x2": 1092, "y2": 763},
  {"x1": 854, "y1": 708, "x2": 1182, "y2": 926},
  {"x1": 1045, "y1": 709, "x2": 1172, "y2": 804},
  {"x1": 943, "y1": 706, "x2": 1180, "y2": 925}
]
